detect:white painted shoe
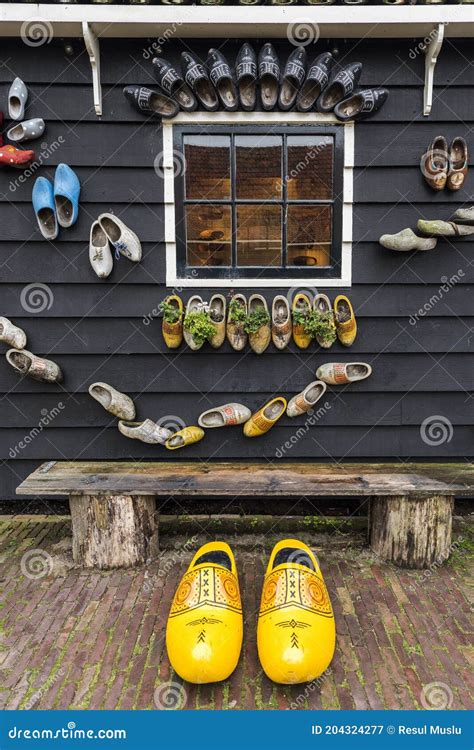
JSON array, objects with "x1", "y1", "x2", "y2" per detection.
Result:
[
  {"x1": 183, "y1": 295, "x2": 207, "y2": 351},
  {"x1": 198, "y1": 402, "x2": 252, "y2": 428},
  {"x1": 271, "y1": 295, "x2": 292, "y2": 350},
  {"x1": 7, "y1": 118, "x2": 45, "y2": 143},
  {"x1": 8, "y1": 77, "x2": 28, "y2": 120},
  {"x1": 316, "y1": 362, "x2": 372, "y2": 385},
  {"x1": 98, "y1": 213, "x2": 142, "y2": 262},
  {"x1": 6, "y1": 349, "x2": 62, "y2": 383},
  {"x1": 118, "y1": 419, "x2": 172, "y2": 445},
  {"x1": 89, "y1": 221, "x2": 113, "y2": 279},
  {"x1": 0, "y1": 317, "x2": 27, "y2": 349},
  {"x1": 89, "y1": 382, "x2": 135, "y2": 420},
  {"x1": 287, "y1": 381, "x2": 327, "y2": 418}
]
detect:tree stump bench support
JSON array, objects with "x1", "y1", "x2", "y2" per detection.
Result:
[{"x1": 16, "y1": 461, "x2": 474, "y2": 570}]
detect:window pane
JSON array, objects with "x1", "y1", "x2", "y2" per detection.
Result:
[
  {"x1": 236, "y1": 204, "x2": 282, "y2": 267},
  {"x1": 287, "y1": 136, "x2": 333, "y2": 200},
  {"x1": 287, "y1": 205, "x2": 332, "y2": 267},
  {"x1": 185, "y1": 204, "x2": 231, "y2": 267},
  {"x1": 184, "y1": 135, "x2": 230, "y2": 200},
  {"x1": 236, "y1": 136, "x2": 282, "y2": 200}
]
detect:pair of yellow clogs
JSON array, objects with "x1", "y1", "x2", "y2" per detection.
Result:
[{"x1": 166, "y1": 539, "x2": 336, "y2": 685}]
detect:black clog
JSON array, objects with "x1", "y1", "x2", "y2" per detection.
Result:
[
  {"x1": 258, "y1": 43, "x2": 280, "y2": 111},
  {"x1": 317, "y1": 62, "x2": 363, "y2": 112},
  {"x1": 334, "y1": 87, "x2": 389, "y2": 121},
  {"x1": 207, "y1": 49, "x2": 238, "y2": 111},
  {"x1": 296, "y1": 51, "x2": 335, "y2": 113},
  {"x1": 236, "y1": 42, "x2": 258, "y2": 111},
  {"x1": 278, "y1": 47, "x2": 307, "y2": 111},
  {"x1": 122, "y1": 86, "x2": 179, "y2": 119},
  {"x1": 152, "y1": 57, "x2": 197, "y2": 112},
  {"x1": 181, "y1": 51, "x2": 219, "y2": 111}
]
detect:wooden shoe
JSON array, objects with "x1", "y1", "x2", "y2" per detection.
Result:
[
  {"x1": 236, "y1": 42, "x2": 257, "y2": 111},
  {"x1": 271, "y1": 295, "x2": 292, "y2": 350},
  {"x1": 417, "y1": 219, "x2": 474, "y2": 238},
  {"x1": 161, "y1": 295, "x2": 183, "y2": 349},
  {"x1": 54, "y1": 164, "x2": 80, "y2": 228},
  {"x1": 243, "y1": 397, "x2": 287, "y2": 437},
  {"x1": 165, "y1": 426, "x2": 205, "y2": 450},
  {"x1": 0, "y1": 144, "x2": 35, "y2": 169},
  {"x1": 313, "y1": 294, "x2": 336, "y2": 348},
  {"x1": 334, "y1": 295, "x2": 357, "y2": 347},
  {"x1": 89, "y1": 220, "x2": 113, "y2": 279},
  {"x1": 258, "y1": 43, "x2": 280, "y2": 111},
  {"x1": 287, "y1": 381, "x2": 326, "y2": 418},
  {"x1": 279, "y1": 47, "x2": 307, "y2": 111},
  {"x1": 316, "y1": 362, "x2": 372, "y2": 385},
  {"x1": 257, "y1": 539, "x2": 335, "y2": 684},
  {"x1": 0, "y1": 317, "x2": 27, "y2": 349},
  {"x1": 209, "y1": 294, "x2": 226, "y2": 349},
  {"x1": 123, "y1": 85, "x2": 179, "y2": 119},
  {"x1": 207, "y1": 49, "x2": 238, "y2": 112},
  {"x1": 421, "y1": 136, "x2": 448, "y2": 191},
  {"x1": 98, "y1": 213, "x2": 142, "y2": 262},
  {"x1": 181, "y1": 52, "x2": 218, "y2": 112},
  {"x1": 317, "y1": 62, "x2": 362, "y2": 113},
  {"x1": 89, "y1": 382, "x2": 135, "y2": 420},
  {"x1": 379, "y1": 228, "x2": 437, "y2": 252},
  {"x1": 292, "y1": 293, "x2": 312, "y2": 349},
  {"x1": 334, "y1": 88, "x2": 388, "y2": 122},
  {"x1": 184, "y1": 296, "x2": 215, "y2": 351},
  {"x1": 6, "y1": 349, "x2": 62, "y2": 383},
  {"x1": 166, "y1": 542, "x2": 243, "y2": 683},
  {"x1": 447, "y1": 137, "x2": 468, "y2": 191},
  {"x1": 118, "y1": 419, "x2": 172, "y2": 445},
  {"x1": 198, "y1": 403, "x2": 251, "y2": 428},
  {"x1": 8, "y1": 77, "x2": 28, "y2": 120},
  {"x1": 227, "y1": 294, "x2": 248, "y2": 351},
  {"x1": 296, "y1": 52, "x2": 334, "y2": 113},
  {"x1": 450, "y1": 206, "x2": 474, "y2": 225},
  {"x1": 32, "y1": 177, "x2": 58, "y2": 240},
  {"x1": 7, "y1": 118, "x2": 45, "y2": 143},
  {"x1": 151, "y1": 58, "x2": 197, "y2": 112},
  {"x1": 247, "y1": 294, "x2": 271, "y2": 354}
]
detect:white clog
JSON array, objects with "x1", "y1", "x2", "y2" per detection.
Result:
[
  {"x1": 98, "y1": 213, "x2": 142, "y2": 262},
  {"x1": 118, "y1": 419, "x2": 172, "y2": 445},
  {"x1": 89, "y1": 221, "x2": 113, "y2": 279},
  {"x1": 316, "y1": 362, "x2": 372, "y2": 385},
  {"x1": 89, "y1": 382, "x2": 135, "y2": 420},
  {"x1": 287, "y1": 381, "x2": 327, "y2": 418},
  {"x1": 198, "y1": 403, "x2": 252, "y2": 428},
  {"x1": 0, "y1": 317, "x2": 27, "y2": 349}
]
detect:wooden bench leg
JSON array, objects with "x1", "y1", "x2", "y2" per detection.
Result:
[
  {"x1": 70, "y1": 494, "x2": 158, "y2": 569},
  {"x1": 368, "y1": 494, "x2": 453, "y2": 569}
]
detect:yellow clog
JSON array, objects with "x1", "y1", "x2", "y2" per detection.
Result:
[
  {"x1": 243, "y1": 397, "x2": 287, "y2": 438},
  {"x1": 257, "y1": 539, "x2": 335, "y2": 684},
  {"x1": 166, "y1": 542, "x2": 243, "y2": 684},
  {"x1": 165, "y1": 426, "x2": 204, "y2": 450},
  {"x1": 334, "y1": 295, "x2": 357, "y2": 347},
  {"x1": 292, "y1": 293, "x2": 312, "y2": 349},
  {"x1": 161, "y1": 295, "x2": 183, "y2": 349}
]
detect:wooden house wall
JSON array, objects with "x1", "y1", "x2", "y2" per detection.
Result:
[{"x1": 0, "y1": 38, "x2": 472, "y2": 500}]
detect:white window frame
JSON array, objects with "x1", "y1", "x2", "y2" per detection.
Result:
[{"x1": 162, "y1": 111, "x2": 354, "y2": 288}]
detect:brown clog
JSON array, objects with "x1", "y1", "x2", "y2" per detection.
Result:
[
  {"x1": 421, "y1": 136, "x2": 448, "y2": 191},
  {"x1": 447, "y1": 137, "x2": 468, "y2": 191}
]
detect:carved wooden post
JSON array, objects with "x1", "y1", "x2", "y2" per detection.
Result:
[
  {"x1": 69, "y1": 494, "x2": 158, "y2": 569},
  {"x1": 369, "y1": 494, "x2": 453, "y2": 569}
]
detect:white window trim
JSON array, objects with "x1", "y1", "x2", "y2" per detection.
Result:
[{"x1": 162, "y1": 111, "x2": 354, "y2": 289}]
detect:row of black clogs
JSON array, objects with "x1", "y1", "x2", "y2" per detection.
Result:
[{"x1": 123, "y1": 44, "x2": 388, "y2": 120}]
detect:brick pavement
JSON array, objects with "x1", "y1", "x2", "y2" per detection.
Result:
[{"x1": 0, "y1": 516, "x2": 472, "y2": 711}]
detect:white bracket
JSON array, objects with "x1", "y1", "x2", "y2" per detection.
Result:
[
  {"x1": 82, "y1": 21, "x2": 102, "y2": 117},
  {"x1": 424, "y1": 23, "x2": 445, "y2": 117}
]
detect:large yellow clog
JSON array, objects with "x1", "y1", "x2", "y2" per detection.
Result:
[
  {"x1": 292, "y1": 293, "x2": 312, "y2": 350},
  {"x1": 257, "y1": 539, "x2": 335, "y2": 684},
  {"x1": 243, "y1": 397, "x2": 287, "y2": 438},
  {"x1": 161, "y1": 295, "x2": 183, "y2": 349},
  {"x1": 334, "y1": 294, "x2": 357, "y2": 347},
  {"x1": 166, "y1": 542, "x2": 243, "y2": 684}
]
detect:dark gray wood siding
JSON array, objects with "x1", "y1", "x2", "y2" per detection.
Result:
[{"x1": 0, "y1": 38, "x2": 472, "y2": 499}]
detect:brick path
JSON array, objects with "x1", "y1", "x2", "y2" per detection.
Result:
[{"x1": 0, "y1": 516, "x2": 472, "y2": 710}]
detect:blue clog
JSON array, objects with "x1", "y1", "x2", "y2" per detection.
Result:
[
  {"x1": 54, "y1": 163, "x2": 80, "y2": 228},
  {"x1": 32, "y1": 176, "x2": 58, "y2": 240}
]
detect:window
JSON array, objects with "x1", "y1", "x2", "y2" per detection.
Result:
[{"x1": 163, "y1": 114, "x2": 354, "y2": 288}]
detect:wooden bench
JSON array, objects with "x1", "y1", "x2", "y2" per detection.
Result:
[{"x1": 17, "y1": 461, "x2": 474, "y2": 570}]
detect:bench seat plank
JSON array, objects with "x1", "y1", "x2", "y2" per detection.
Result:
[{"x1": 16, "y1": 461, "x2": 474, "y2": 497}]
